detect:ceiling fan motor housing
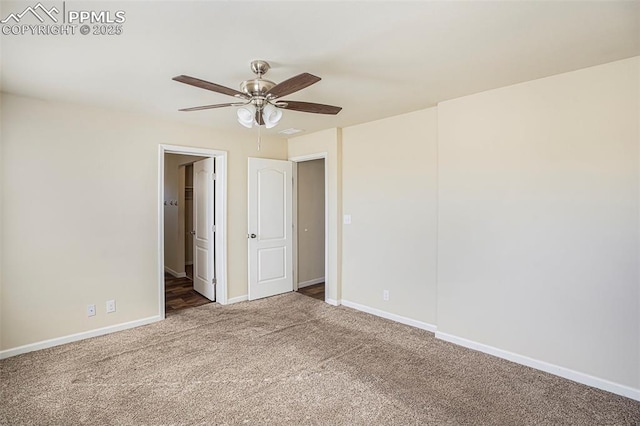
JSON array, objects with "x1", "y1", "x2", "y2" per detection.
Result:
[{"x1": 240, "y1": 79, "x2": 276, "y2": 98}]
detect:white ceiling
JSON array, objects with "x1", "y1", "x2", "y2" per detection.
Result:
[{"x1": 2, "y1": 1, "x2": 639, "y2": 136}]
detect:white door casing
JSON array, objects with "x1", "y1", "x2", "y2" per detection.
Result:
[
  {"x1": 193, "y1": 158, "x2": 216, "y2": 301},
  {"x1": 248, "y1": 158, "x2": 293, "y2": 300}
]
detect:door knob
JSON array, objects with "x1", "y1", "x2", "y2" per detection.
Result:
[
  {"x1": 249, "y1": 233, "x2": 257, "y2": 239},
  {"x1": 190, "y1": 231, "x2": 196, "y2": 235}
]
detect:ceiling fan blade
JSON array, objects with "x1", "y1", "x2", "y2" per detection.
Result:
[
  {"x1": 179, "y1": 102, "x2": 244, "y2": 112},
  {"x1": 173, "y1": 75, "x2": 247, "y2": 98},
  {"x1": 279, "y1": 101, "x2": 342, "y2": 115},
  {"x1": 266, "y1": 73, "x2": 321, "y2": 98},
  {"x1": 255, "y1": 110, "x2": 265, "y2": 125}
]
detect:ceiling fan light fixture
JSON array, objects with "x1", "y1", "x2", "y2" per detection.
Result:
[
  {"x1": 262, "y1": 103, "x2": 283, "y2": 129},
  {"x1": 237, "y1": 104, "x2": 256, "y2": 128}
]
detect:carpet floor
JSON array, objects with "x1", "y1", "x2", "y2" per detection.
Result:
[{"x1": 1, "y1": 293, "x2": 639, "y2": 425}]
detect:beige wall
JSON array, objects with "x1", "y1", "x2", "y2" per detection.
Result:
[
  {"x1": 437, "y1": 57, "x2": 639, "y2": 388},
  {"x1": 297, "y1": 159, "x2": 325, "y2": 285},
  {"x1": 288, "y1": 129, "x2": 342, "y2": 302},
  {"x1": 341, "y1": 109, "x2": 439, "y2": 325},
  {"x1": 333, "y1": 56, "x2": 639, "y2": 394},
  {"x1": 0, "y1": 93, "x2": 286, "y2": 350}
]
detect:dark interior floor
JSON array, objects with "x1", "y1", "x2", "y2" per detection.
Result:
[
  {"x1": 297, "y1": 283, "x2": 325, "y2": 301},
  {"x1": 165, "y1": 264, "x2": 211, "y2": 316}
]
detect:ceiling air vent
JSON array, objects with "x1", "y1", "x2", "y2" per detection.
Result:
[{"x1": 278, "y1": 128, "x2": 304, "y2": 135}]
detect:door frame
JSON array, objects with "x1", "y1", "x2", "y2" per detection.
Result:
[
  {"x1": 290, "y1": 153, "x2": 329, "y2": 303},
  {"x1": 158, "y1": 144, "x2": 228, "y2": 318}
]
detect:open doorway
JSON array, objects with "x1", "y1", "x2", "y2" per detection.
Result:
[
  {"x1": 158, "y1": 145, "x2": 228, "y2": 319},
  {"x1": 163, "y1": 154, "x2": 210, "y2": 315},
  {"x1": 294, "y1": 158, "x2": 326, "y2": 302}
]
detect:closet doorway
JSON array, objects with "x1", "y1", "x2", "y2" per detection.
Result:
[
  {"x1": 294, "y1": 158, "x2": 326, "y2": 302},
  {"x1": 158, "y1": 145, "x2": 228, "y2": 318}
]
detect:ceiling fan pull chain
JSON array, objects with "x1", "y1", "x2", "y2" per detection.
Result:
[{"x1": 257, "y1": 123, "x2": 262, "y2": 151}]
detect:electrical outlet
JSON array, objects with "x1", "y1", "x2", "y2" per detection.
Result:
[
  {"x1": 383, "y1": 290, "x2": 389, "y2": 301},
  {"x1": 106, "y1": 299, "x2": 116, "y2": 313},
  {"x1": 87, "y1": 304, "x2": 96, "y2": 317}
]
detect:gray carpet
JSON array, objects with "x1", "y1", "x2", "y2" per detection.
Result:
[{"x1": 1, "y1": 293, "x2": 639, "y2": 425}]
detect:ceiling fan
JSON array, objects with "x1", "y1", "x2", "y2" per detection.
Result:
[{"x1": 173, "y1": 60, "x2": 342, "y2": 129}]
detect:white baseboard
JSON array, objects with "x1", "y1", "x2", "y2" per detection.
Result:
[
  {"x1": 227, "y1": 295, "x2": 248, "y2": 304},
  {"x1": 435, "y1": 331, "x2": 640, "y2": 402},
  {"x1": 325, "y1": 298, "x2": 340, "y2": 306},
  {"x1": 298, "y1": 277, "x2": 325, "y2": 288},
  {"x1": 164, "y1": 266, "x2": 186, "y2": 278},
  {"x1": 341, "y1": 299, "x2": 437, "y2": 333},
  {"x1": 0, "y1": 315, "x2": 162, "y2": 360}
]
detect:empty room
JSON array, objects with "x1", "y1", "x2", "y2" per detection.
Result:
[{"x1": 1, "y1": 1, "x2": 639, "y2": 424}]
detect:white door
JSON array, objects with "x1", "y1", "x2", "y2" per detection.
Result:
[
  {"x1": 193, "y1": 158, "x2": 216, "y2": 301},
  {"x1": 248, "y1": 158, "x2": 293, "y2": 300}
]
